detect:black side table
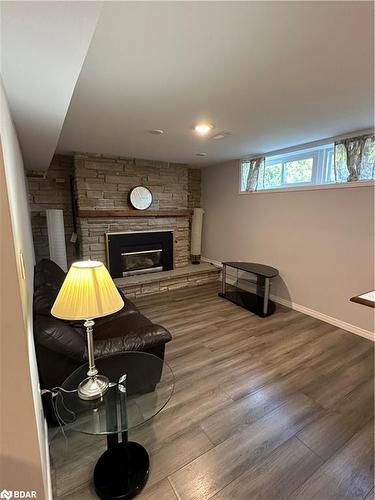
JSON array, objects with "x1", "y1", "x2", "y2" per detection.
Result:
[{"x1": 219, "y1": 262, "x2": 279, "y2": 317}]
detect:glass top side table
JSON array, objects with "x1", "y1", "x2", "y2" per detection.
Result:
[{"x1": 55, "y1": 351, "x2": 174, "y2": 500}]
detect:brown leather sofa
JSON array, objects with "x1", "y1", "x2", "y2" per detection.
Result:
[{"x1": 33, "y1": 259, "x2": 172, "y2": 390}]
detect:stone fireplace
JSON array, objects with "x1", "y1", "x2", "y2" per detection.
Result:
[
  {"x1": 27, "y1": 153, "x2": 220, "y2": 297},
  {"x1": 106, "y1": 230, "x2": 174, "y2": 278},
  {"x1": 74, "y1": 154, "x2": 197, "y2": 269}
]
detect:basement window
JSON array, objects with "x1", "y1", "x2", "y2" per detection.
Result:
[{"x1": 240, "y1": 136, "x2": 375, "y2": 193}]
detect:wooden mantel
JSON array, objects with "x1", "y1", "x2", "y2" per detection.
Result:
[{"x1": 79, "y1": 209, "x2": 193, "y2": 218}]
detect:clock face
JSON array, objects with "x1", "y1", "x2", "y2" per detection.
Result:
[{"x1": 129, "y1": 186, "x2": 153, "y2": 210}]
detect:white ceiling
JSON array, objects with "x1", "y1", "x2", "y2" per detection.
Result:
[
  {"x1": 0, "y1": 1, "x2": 101, "y2": 170},
  {"x1": 57, "y1": 1, "x2": 374, "y2": 165},
  {"x1": 1, "y1": 2, "x2": 374, "y2": 169}
]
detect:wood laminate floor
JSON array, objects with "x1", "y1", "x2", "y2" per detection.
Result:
[{"x1": 50, "y1": 282, "x2": 374, "y2": 499}]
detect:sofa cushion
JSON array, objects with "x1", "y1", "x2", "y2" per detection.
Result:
[
  {"x1": 34, "y1": 258, "x2": 66, "y2": 291},
  {"x1": 34, "y1": 284, "x2": 60, "y2": 316},
  {"x1": 93, "y1": 322, "x2": 172, "y2": 358},
  {"x1": 93, "y1": 312, "x2": 152, "y2": 339}
]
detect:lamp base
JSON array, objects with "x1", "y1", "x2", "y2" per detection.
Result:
[
  {"x1": 191, "y1": 254, "x2": 201, "y2": 265},
  {"x1": 78, "y1": 375, "x2": 110, "y2": 400}
]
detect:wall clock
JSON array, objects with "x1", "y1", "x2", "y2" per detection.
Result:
[{"x1": 129, "y1": 186, "x2": 153, "y2": 210}]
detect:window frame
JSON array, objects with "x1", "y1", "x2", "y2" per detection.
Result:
[
  {"x1": 239, "y1": 141, "x2": 375, "y2": 194},
  {"x1": 238, "y1": 179, "x2": 375, "y2": 195},
  {"x1": 261, "y1": 149, "x2": 318, "y2": 189}
]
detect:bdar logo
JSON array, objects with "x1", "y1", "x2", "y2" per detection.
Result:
[
  {"x1": 0, "y1": 490, "x2": 12, "y2": 499},
  {"x1": 0, "y1": 492, "x2": 35, "y2": 499}
]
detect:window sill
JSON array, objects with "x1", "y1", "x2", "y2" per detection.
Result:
[{"x1": 239, "y1": 180, "x2": 375, "y2": 195}]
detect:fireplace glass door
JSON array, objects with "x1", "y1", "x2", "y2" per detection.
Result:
[
  {"x1": 107, "y1": 231, "x2": 173, "y2": 279},
  {"x1": 121, "y1": 249, "x2": 163, "y2": 276}
]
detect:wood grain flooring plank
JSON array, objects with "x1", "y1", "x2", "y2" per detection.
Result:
[
  {"x1": 291, "y1": 419, "x2": 374, "y2": 500},
  {"x1": 364, "y1": 488, "x2": 374, "y2": 499},
  {"x1": 222, "y1": 362, "x2": 284, "y2": 400},
  {"x1": 251, "y1": 327, "x2": 346, "y2": 379},
  {"x1": 128, "y1": 387, "x2": 232, "y2": 452},
  {"x1": 248, "y1": 317, "x2": 335, "y2": 362},
  {"x1": 302, "y1": 352, "x2": 374, "y2": 410},
  {"x1": 200, "y1": 379, "x2": 300, "y2": 445},
  {"x1": 306, "y1": 338, "x2": 373, "y2": 376},
  {"x1": 333, "y1": 378, "x2": 374, "y2": 424},
  {"x1": 163, "y1": 356, "x2": 260, "y2": 413},
  {"x1": 142, "y1": 426, "x2": 213, "y2": 487},
  {"x1": 296, "y1": 409, "x2": 368, "y2": 461},
  {"x1": 212, "y1": 436, "x2": 323, "y2": 500},
  {"x1": 138, "y1": 479, "x2": 177, "y2": 500},
  {"x1": 50, "y1": 431, "x2": 106, "y2": 497},
  {"x1": 167, "y1": 344, "x2": 257, "y2": 380},
  {"x1": 59, "y1": 482, "x2": 98, "y2": 500},
  {"x1": 169, "y1": 393, "x2": 322, "y2": 500}
]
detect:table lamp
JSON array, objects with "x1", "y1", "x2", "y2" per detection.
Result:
[{"x1": 51, "y1": 260, "x2": 124, "y2": 400}]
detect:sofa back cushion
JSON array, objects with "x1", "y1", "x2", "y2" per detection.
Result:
[
  {"x1": 34, "y1": 258, "x2": 66, "y2": 291},
  {"x1": 34, "y1": 284, "x2": 60, "y2": 316}
]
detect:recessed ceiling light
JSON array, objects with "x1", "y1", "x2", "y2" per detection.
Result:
[
  {"x1": 212, "y1": 131, "x2": 231, "y2": 140},
  {"x1": 196, "y1": 152, "x2": 208, "y2": 157},
  {"x1": 194, "y1": 123, "x2": 214, "y2": 135},
  {"x1": 149, "y1": 129, "x2": 164, "y2": 135}
]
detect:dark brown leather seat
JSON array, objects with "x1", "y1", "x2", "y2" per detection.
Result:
[{"x1": 33, "y1": 259, "x2": 172, "y2": 390}]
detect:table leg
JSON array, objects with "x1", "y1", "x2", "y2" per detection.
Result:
[
  {"x1": 263, "y1": 277, "x2": 270, "y2": 316},
  {"x1": 94, "y1": 383, "x2": 149, "y2": 499},
  {"x1": 221, "y1": 264, "x2": 226, "y2": 295},
  {"x1": 106, "y1": 433, "x2": 119, "y2": 449}
]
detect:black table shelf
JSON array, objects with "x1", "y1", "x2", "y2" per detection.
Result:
[{"x1": 219, "y1": 262, "x2": 279, "y2": 318}]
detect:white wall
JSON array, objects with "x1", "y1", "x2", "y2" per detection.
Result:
[
  {"x1": 1, "y1": 1, "x2": 102, "y2": 170},
  {"x1": 201, "y1": 160, "x2": 374, "y2": 337},
  {"x1": 0, "y1": 81, "x2": 50, "y2": 496}
]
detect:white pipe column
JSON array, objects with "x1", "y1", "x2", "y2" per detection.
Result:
[
  {"x1": 46, "y1": 208, "x2": 67, "y2": 271},
  {"x1": 191, "y1": 207, "x2": 204, "y2": 264}
]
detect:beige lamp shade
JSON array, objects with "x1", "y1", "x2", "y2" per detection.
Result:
[{"x1": 51, "y1": 261, "x2": 124, "y2": 320}]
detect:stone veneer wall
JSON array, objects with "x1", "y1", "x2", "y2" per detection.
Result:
[
  {"x1": 27, "y1": 155, "x2": 76, "y2": 264},
  {"x1": 187, "y1": 168, "x2": 201, "y2": 209},
  {"x1": 27, "y1": 153, "x2": 201, "y2": 269},
  {"x1": 75, "y1": 154, "x2": 201, "y2": 268}
]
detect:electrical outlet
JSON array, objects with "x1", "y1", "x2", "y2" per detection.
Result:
[{"x1": 19, "y1": 251, "x2": 26, "y2": 280}]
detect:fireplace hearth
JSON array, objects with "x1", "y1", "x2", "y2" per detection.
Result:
[{"x1": 106, "y1": 230, "x2": 173, "y2": 279}]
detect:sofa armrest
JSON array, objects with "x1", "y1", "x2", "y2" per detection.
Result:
[
  {"x1": 93, "y1": 323, "x2": 172, "y2": 359},
  {"x1": 34, "y1": 315, "x2": 86, "y2": 362}
]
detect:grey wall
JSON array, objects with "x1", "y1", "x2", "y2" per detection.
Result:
[{"x1": 201, "y1": 160, "x2": 374, "y2": 334}]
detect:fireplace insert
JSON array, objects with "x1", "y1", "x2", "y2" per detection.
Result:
[
  {"x1": 121, "y1": 248, "x2": 163, "y2": 276},
  {"x1": 106, "y1": 230, "x2": 173, "y2": 279}
]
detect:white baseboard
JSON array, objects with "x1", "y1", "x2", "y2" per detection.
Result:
[
  {"x1": 202, "y1": 256, "x2": 223, "y2": 268},
  {"x1": 270, "y1": 294, "x2": 374, "y2": 341},
  {"x1": 202, "y1": 256, "x2": 374, "y2": 342}
]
